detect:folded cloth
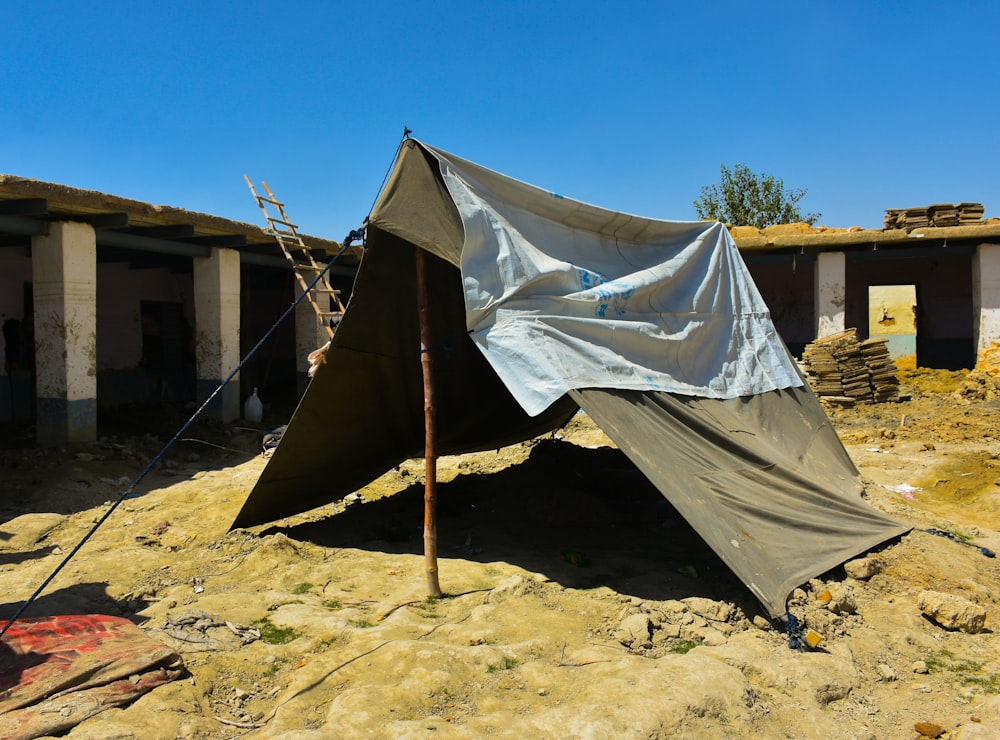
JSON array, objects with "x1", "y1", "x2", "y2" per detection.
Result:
[{"x1": 0, "y1": 614, "x2": 184, "y2": 740}]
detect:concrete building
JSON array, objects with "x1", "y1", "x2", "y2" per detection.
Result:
[
  {"x1": 735, "y1": 220, "x2": 1000, "y2": 370},
  {"x1": 0, "y1": 175, "x2": 360, "y2": 445},
  {"x1": 2, "y1": 174, "x2": 997, "y2": 446}
]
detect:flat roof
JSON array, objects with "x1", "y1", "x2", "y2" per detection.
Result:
[
  {"x1": 0, "y1": 174, "x2": 361, "y2": 272},
  {"x1": 729, "y1": 220, "x2": 1000, "y2": 252},
  {"x1": 3, "y1": 174, "x2": 997, "y2": 265}
]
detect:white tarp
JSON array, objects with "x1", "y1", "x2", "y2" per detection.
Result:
[{"x1": 426, "y1": 145, "x2": 803, "y2": 416}]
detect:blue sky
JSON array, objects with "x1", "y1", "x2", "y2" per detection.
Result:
[{"x1": 4, "y1": 1, "x2": 998, "y2": 239}]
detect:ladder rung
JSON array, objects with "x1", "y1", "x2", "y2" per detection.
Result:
[
  {"x1": 270, "y1": 218, "x2": 298, "y2": 230},
  {"x1": 311, "y1": 287, "x2": 340, "y2": 293},
  {"x1": 265, "y1": 228, "x2": 302, "y2": 239},
  {"x1": 318, "y1": 311, "x2": 342, "y2": 318},
  {"x1": 294, "y1": 264, "x2": 321, "y2": 271},
  {"x1": 257, "y1": 196, "x2": 283, "y2": 207}
]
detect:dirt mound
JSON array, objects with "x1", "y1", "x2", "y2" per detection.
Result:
[
  {"x1": 956, "y1": 343, "x2": 1000, "y2": 401},
  {"x1": 2, "y1": 372, "x2": 999, "y2": 738}
]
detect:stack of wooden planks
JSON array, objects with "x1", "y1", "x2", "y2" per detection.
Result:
[
  {"x1": 958, "y1": 202, "x2": 985, "y2": 224},
  {"x1": 860, "y1": 337, "x2": 900, "y2": 402},
  {"x1": 884, "y1": 202, "x2": 984, "y2": 231},
  {"x1": 928, "y1": 203, "x2": 959, "y2": 227},
  {"x1": 802, "y1": 329, "x2": 899, "y2": 405}
]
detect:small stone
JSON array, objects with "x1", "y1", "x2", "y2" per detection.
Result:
[
  {"x1": 537, "y1": 688, "x2": 549, "y2": 696},
  {"x1": 681, "y1": 597, "x2": 734, "y2": 623},
  {"x1": 825, "y1": 585, "x2": 858, "y2": 615},
  {"x1": 660, "y1": 600, "x2": 689, "y2": 616},
  {"x1": 877, "y1": 663, "x2": 897, "y2": 681},
  {"x1": 912, "y1": 661, "x2": 929, "y2": 674},
  {"x1": 615, "y1": 614, "x2": 652, "y2": 647},
  {"x1": 917, "y1": 590, "x2": 987, "y2": 634},
  {"x1": 680, "y1": 624, "x2": 728, "y2": 646},
  {"x1": 844, "y1": 556, "x2": 883, "y2": 580},
  {"x1": 752, "y1": 615, "x2": 772, "y2": 631},
  {"x1": 913, "y1": 721, "x2": 944, "y2": 737},
  {"x1": 658, "y1": 623, "x2": 681, "y2": 639}
]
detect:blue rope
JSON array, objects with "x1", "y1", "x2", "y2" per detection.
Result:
[
  {"x1": 0, "y1": 243, "x2": 352, "y2": 638},
  {"x1": 924, "y1": 527, "x2": 996, "y2": 558}
]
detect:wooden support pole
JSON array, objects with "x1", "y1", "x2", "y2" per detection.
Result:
[{"x1": 416, "y1": 246, "x2": 443, "y2": 598}]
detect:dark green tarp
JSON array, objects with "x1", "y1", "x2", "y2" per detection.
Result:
[{"x1": 233, "y1": 139, "x2": 909, "y2": 616}]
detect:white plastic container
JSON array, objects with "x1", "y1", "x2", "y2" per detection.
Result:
[{"x1": 243, "y1": 387, "x2": 263, "y2": 423}]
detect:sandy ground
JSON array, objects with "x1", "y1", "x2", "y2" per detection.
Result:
[{"x1": 2, "y1": 368, "x2": 1000, "y2": 739}]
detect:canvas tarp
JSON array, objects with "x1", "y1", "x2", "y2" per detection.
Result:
[{"x1": 232, "y1": 139, "x2": 909, "y2": 617}]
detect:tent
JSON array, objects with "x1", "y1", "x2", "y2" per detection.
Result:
[{"x1": 232, "y1": 139, "x2": 909, "y2": 617}]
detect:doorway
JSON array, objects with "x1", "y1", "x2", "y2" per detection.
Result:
[{"x1": 868, "y1": 284, "x2": 917, "y2": 369}]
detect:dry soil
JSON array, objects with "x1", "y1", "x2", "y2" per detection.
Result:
[{"x1": 2, "y1": 368, "x2": 999, "y2": 739}]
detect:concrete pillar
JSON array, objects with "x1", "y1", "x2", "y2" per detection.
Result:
[
  {"x1": 972, "y1": 243, "x2": 1000, "y2": 369},
  {"x1": 815, "y1": 251, "x2": 846, "y2": 338},
  {"x1": 193, "y1": 248, "x2": 241, "y2": 421},
  {"x1": 295, "y1": 281, "x2": 329, "y2": 396},
  {"x1": 32, "y1": 222, "x2": 97, "y2": 445}
]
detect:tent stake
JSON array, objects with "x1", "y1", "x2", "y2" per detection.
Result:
[{"x1": 416, "y1": 246, "x2": 444, "y2": 598}]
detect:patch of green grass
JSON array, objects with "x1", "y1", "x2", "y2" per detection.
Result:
[
  {"x1": 925, "y1": 649, "x2": 1000, "y2": 693},
  {"x1": 321, "y1": 598, "x2": 342, "y2": 610},
  {"x1": 253, "y1": 618, "x2": 300, "y2": 645},
  {"x1": 264, "y1": 657, "x2": 289, "y2": 677},
  {"x1": 413, "y1": 596, "x2": 441, "y2": 618},
  {"x1": 669, "y1": 639, "x2": 700, "y2": 655},
  {"x1": 292, "y1": 582, "x2": 315, "y2": 595},
  {"x1": 349, "y1": 618, "x2": 374, "y2": 629},
  {"x1": 487, "y1": 656, "x2": 519, "y2": 673},
  {"x1": 924, "y1": 647, "x2": 956, "y2": 671},
  {"x1": 962, "y1": 674, "x2": 1000, "y2": 693}
]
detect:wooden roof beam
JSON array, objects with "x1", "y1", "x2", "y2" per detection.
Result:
[{"x1": 0, "y1": 198, "x2": 48, "y2": 216}]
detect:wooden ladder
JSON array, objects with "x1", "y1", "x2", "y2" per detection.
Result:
[{"x1": 244, "y1": 175, "x2": 345, "y2": 340}]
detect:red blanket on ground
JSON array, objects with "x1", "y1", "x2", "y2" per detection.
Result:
[{"x1": 0, "y1": 614, "x2": 183, "y2": 740}]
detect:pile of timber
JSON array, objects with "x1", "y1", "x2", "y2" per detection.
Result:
[
  {"x1": 802, "y1": 329, "x2": 900, "y2": 406},
  {"x1": 958, "y1": 202, "x2": 985, "y2": 224},
  {"x1": 861, "y1": 337, "x2": 901, "y2": 402},
  {"x1": 884, "y1": 202, "x2": 984, "y2": 231}
]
